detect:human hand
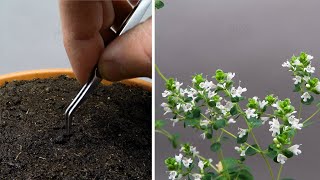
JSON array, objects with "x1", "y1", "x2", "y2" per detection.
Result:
[{"x1": 59, "y1": 0, "x2": 152, "y2": 84}]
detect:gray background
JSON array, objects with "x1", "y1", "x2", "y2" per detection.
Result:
[
  {"x1": 0, "y1": 0, "x2": 70, "y2": 75},
  {"x1": 155, "y1": 0, "x2": 320, "y2": 179}
]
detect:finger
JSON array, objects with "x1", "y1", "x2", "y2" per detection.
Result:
[
  {"x1": 59, "y1": 0, "x2": 115, "y2": 84},
  {"x1": 98, "y1": 18, "x2": 152, "y2": 81}
]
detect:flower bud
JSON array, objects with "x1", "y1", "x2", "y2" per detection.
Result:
[
  {"x1": 273, "y1": 138, "x2": 279, "y2": 144},
  {"x1": 306, "y1": 84, "x2": 310, "y2": 88}
]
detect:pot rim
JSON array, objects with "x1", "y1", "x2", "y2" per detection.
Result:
[{"x1": 0, "y1": 69, "x2": 151, "y2": 92}]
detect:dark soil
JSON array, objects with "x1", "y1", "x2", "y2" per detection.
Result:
[{"x1": 0, "y1": 76, "x2": 151, "y2": 179}]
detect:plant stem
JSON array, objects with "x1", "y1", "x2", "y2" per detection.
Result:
[
  {"x1": 277, "y1": 164, "x2": 283, "y2": 180},
  {"x1": 303, "y1": 107, "x2": 320, "y2": 124},
  {"x1": 200, "y1": 114, "x2": 261, "y2": 153},
  {"x1": 251, "y1": 130, "x2": 275, "y2": 180},
  {"x1": 236, "y1": 104, "x2": 275, "y2": 180},
  {"x1": 197, "y1": 155, "x2": 219, "y2": 172},
  {"x1": 156, "y1": 129, "x2": 220, "y2": 173},
  {"x1": 155, "y1": 64, "x2": 168, "y2": 82}
]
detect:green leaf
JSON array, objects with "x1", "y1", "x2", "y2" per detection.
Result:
[
  {"x1": 155, "y1": 0, "x2": 164, "y2": 9},
  {"x1": 202, "y1": 173, "x2": 215, "y2": 180},
  {"x1": 236, "y1": 169, "x2": 254, "y2": 180},
  {"x1": 230, "y1": 105, "x2": 238, "y2": 116},
  {"x1": 208, "y1": 101, "x2": 216, "y2": 107},
  {"x1": 247, "y1": 118, "x2": 263, "y2": 128},
  {"x1": 169, "y1": 134, "x2": 180, "y2": 149},
  {"x1": 165, "y1": 157, "x2": 179, "y2": 171},
  {"x1": 221, "y1": 158, "x2": 239, "y2": 171},
  {"x1": 293, "y1": 84, "x2": 301, "y2": 92},
  {"x1": 206, "y1": 132, "x2": 213, "y2": 139},
  {"x1": 210, "y1": 142, "x2": 221, "y2": 152},
  {"x1": 301, "y1": 95, "x2": 314, "y2": 105},
  {"x1": 237, "y1": 132, "x2": 248, "y2": 144},
  {"x1": 282, "y1": 149, "x2": 294, "y2": 158},
  {"x1": 192, "y1": 108, "x2": 201, "y2": 118},
  {"x1": 155, "y1": 120, "x2": 165, "y2": 129},
  {"x1": 245, "y1": 144, "x2": 259, "y2": 156},
  {"x1": 185, "y1": 118, "x2": 199, "y2": 127},
  {"x1": 213, "y1": 119, "x2": 226, "y2": 130}
]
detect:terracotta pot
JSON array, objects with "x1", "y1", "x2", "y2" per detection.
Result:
[{"x1": 0, "y1": 69, "x2": 152, "y2": 92}]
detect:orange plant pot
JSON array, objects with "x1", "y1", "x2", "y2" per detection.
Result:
[{"x1": 0, "y1": 69, "x2": 152, "y2": 92}]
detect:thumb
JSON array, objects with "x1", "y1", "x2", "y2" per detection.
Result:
[{"x1": 98, "y1": 18, "x2": 152, "y2": 81}]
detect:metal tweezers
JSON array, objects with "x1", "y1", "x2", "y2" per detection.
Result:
[{"x1": 64, "y1": 0, "x2": 151, "y2": 135}]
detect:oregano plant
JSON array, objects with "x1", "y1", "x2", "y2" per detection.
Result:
[{"x1": 156, "y1": 52, "x2": 318, "y2": 180}]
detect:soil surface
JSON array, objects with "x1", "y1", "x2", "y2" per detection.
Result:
[{"x1": 0, "y1": 76, "x2": 151, "y2": 179}]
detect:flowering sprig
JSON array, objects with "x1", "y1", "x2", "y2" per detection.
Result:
[{"x1": 156, "y1": 52, "x2": 320, "y2": 180}]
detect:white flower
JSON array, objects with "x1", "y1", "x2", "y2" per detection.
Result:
[
  {"x1": 235, "y1": 146, "x2": 248, "y2": 156},
  {"x1": 170, "y1": 118, "x2": 179, "y2": 126},
  {"x1": 269, "y1": 118, "x2": 280, "y2": 137},
  {"x1": 192, "y1": 174, "x2": 202, "y2": 180},
  {"x1": 307, "y1": 54, "x2": 314, "y2": 61},
  {"x1": 259, "y1": 100, "x2": 268, "y2": 109},
  {"x1": 237, "y1": 128, "x2": 247, "y2": 138},
  {"x1": 199, "y1": 80, "x2": 216, "y2": 91},
  {"x1": 200, "y1": 119, "x2": 210, "y2": 127},
  {"x1": 161, "y1": 103, "x2": 172, "y2": 115},
  {"x1": 175, "y1": 154, "x2": 183, "y2": 163},
  {"x1": 162, "y1": 90, "x2": 172, "y2": 97},
  {"x1": 182, "y1": 157, "x2": 193, "y2": 168},
  {"x1": 175, "y1": 81, "x2": 183, "y2": 90},
  {"x1": 288, "y1": 144, "x2": 302, "y2": 156},
  {"x1": 293, "y1": 59, "x2": 302, "y2": 66},
  {"x1": 272, "y1": 101, "x2": 280, "y2": 109},
  {"x1": 205, "y1": 108, "x2": 211, "y2": 115},
  {"x1": 230, "y1": 86, "x2": 247, "y2": 98},
  {"x1": 192, "y1": 77, "x2": 197, "y2": 83},
  {"x1": 200, "y1": 133, "x2": 206, "y2": 140},
  {"x1": 182, "y1": 103, "x2": 193, "y2": 112},
  {"x1": 217, "y1": 101, "x2": 234, "y2": 115},
  {"x1": 293, "y1": 76, "x2": 302, "y2": 85},
  {"x1": 245, "y1": 108, "x2": 258, "y2": 119},
  {"x1": 261, "y1": 117, "x2": 270, "y2": 124},
  {"x1": 186, "y1": 88, "x2": 198, "y2": 100},
  {"x1": 190, "y1": 146, "x2": 199, "y2": 155},
  {"x1": 198, "y1": 160, "x2": 204, "y2": 170},
  {"x1": 228, "y1": 118, "x2": 236, "y2": 124},
  {"x1": 179, "y1": 88, "x2": 186, "y2": 96},
  {"x1": 217, "y1": 83, "x2": 226, "y2": 89},
  {"x1": 277, "y1": 154, "x2": 287, "y2": 164},
  {"x1": 288, "y1": 114, "x2": 303, "y2": 130},
  {"x1": 304, "y1": 65, "x2": 315, "y2": 73},
  {"x1": 208, "y1": 91, "x2": 217, "y2": 99},
  {"x1": 282, "y1": 61, "x2": 291, "y2": 68},
  {"x1": 252, "y1": 96, "x2": 258, "y2": 101},
  {"x1": 227, "y1": 72, "x2": 235, "y2": 81},
  {"x1": 301, "y1": 92, "x2": 311, "y2": 102},
  {"x1": 316, "y1": 82, "x2": 320, "y2": 93},
  {"x1": 288, "y1": 115, "x2": 299, "y2": 125},
  {"x1": 303, "y1": 76, "x2": 310, "y2": 82},
  {"x1": 291, "y1": 121, "x2": 303, "y2": 130},
  {"x1": 168, "y1": 171, "x2": 178, "y2": 180}
]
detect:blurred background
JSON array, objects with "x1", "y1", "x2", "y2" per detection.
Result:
[
  {"x1": 0, "y1": 0, "x2": 69, "y2": 75},
  {"x1": 155, "y1": 0, "x2": 320, "y2": 179}
]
